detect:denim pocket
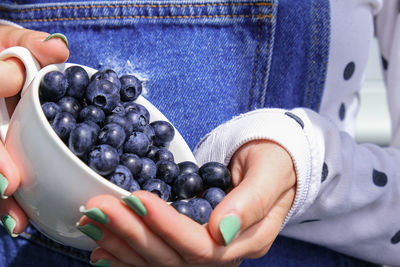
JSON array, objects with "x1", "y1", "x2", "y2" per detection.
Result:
[{"x1": 0, "y1": 0, "x2": 278, "y2": 149}]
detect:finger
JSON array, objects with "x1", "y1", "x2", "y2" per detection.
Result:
[
  {"x1": 0, "y1": 197, "x2": 29, "y2": 237},
  {"x1": 0, "y1": 141, "x2": 20, "y2": 198},
  {"x1": 81, "y1": 194, "x2": 184, "y2": 267},
  {"x1": 208, "y1": 140, "x2": 296, "y2": 246},
  {"x1": 78, "y1": 215, "x2": 147, "y2": 266},
  {"x1": 91, "y1": 247, "x2": 133, "y2": 267},
  {"x1": 131, "y1": 191, "x2": 222, "y2": 265},
  {"x1": 221, "y1": 188, "x2": 296, "y2": 260},
  {"x1": 0, "y1": 58, "x2": 25, "y2": 97},
  {"x1": 0, "y1": 26, "x2": 69, "y2": 97},
  {"x1": 0, "y1": 26, "x2": 69, "y2": 66}
]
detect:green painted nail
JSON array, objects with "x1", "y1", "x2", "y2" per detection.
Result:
[
  {"x1": 0, "y1": 174, "x2": 8, "y2": 199},
  {"x1": 1, "y1": 215, "x2": 18, "y2": 237},
  {"x1": 77, "y1": 223, "x2": 103, "y2": 241},
  {"x1": 90, "y1": 258, "x2": 111, "y2": 267},
  {"x1": 44, "y1": 33, "x2": 69, "y2": 48},
  {"x1": 121, "y1": 195, "x2": 147, "y2": 216},
  {"x1": 219, "y1": 215, "x2": 241, "y2": 246},
  {"x1": 80, "y1": 206, "x2": 109, "y2": 224}
]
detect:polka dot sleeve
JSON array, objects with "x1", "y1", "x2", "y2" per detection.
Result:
[
  {"x1": 281, "y1": 0, "x2": 400, "y2": 265},
  {"x1": 195, "y1": 0, "x2": 399, "y2": 265}
]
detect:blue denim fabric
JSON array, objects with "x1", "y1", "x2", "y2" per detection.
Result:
[{"x1": 0, "y1": 1, "x2": 378, "y2": 266}]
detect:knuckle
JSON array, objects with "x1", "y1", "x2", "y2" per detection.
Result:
[
  {"x1": 250, "y1": 190, "x2": 268, "y2": 221},
  {"x1": 183, "y1": 248, "x2": 214, "y2": 265},
  {"x1": 86, "y1": 194, "x2": 118, "y2": 209},
  {"x1": 247, "y1": 243, "x2": 271, "y2": 259}
]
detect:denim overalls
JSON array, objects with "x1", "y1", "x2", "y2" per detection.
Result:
[{"x1": 0, "y1": 0, "x2": 379, "y2": 266}]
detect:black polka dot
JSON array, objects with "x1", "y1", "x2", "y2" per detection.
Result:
[
  {"x1": 372, "y1": 169, "x2": 388, "y2": 187},
  {"x1": 391, "y1": 230, "x2": 400, "y2": 244},
  {"x1": 284, "y1": 112, "x2": 304, "y2": 129},
  {"x1": 300, "y1": 219, "x2": 321, "y2": 224},
  {"x1": 381, "y1": 56, "x2": 388, "y2": 70},
  {"x1": 339, "y1": 103, "x2": 346, "y2": 121},
  {"x1": 321, "y1": 162, "x2": 328, "y2": 182},
  {"x1": 343, "y1": 62, "x2": 355, "y2": 80}
]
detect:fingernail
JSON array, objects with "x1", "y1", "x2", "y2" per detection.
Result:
[
  {"x1": 90, "y1": 258, "x2": 111, "y2": 267},
  {"x1": 76, "y1": 223, "x2": 103, "y2": 241},
  {"x1": 79, "y1": 206, "x2": 109, "y2": 224},
  {"x1": 0, "y1": 173, "x2": 8, "y2": 199},
  {"x1": 219, "y1": 215, "x2": 241, "y2": 246},
  {"x1": 44, "y1": 33, "x2": 69, "y2": 48},
  {"x1": 121, "y1": 195, "x2": 147, "y2": 216},
  {"x1": 1, "y1": 215, "x2": 18, "y2": 237}
]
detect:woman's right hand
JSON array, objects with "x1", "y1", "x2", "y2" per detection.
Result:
[{"x1": 0, "y1": 25, "x2": 69, "y2": 236}]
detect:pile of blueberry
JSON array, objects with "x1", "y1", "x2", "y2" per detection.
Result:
[{"x1": 39, "y1": 66, "x2": 231, "y2": 224}]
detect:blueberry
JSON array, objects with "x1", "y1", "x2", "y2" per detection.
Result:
[
  {"x1": 128, "y1": 178, "x2": 141, "y2": 192},
  {"x1": 141, "y1": 124, "x2": 155, "y2": 142},
  {"x1": 171, "y1": 200, "x2": 193, "y2": 218},
  {"x1": 41, "y1": 102, "x2": 61, "y2": 121},
  {"x1": 88, "y1": 144, "x2": 119, "y2": 176},
  {"x1": 146, "y1": 146, "x2": 160, "y2": 161},
  {"x1": 57, "y1": 96, "x2": 82, "y2": 119},
  {"x1": 119, "y1": 74, "x2": 142, "y2": 101},
  {"x1": 125, "y1": 111, "x2": 148, "y2": 131},
  {"x1": 156, "y1": 160, "x2": 180, "y2": 184},
  {"x1": 91, "y1": 69, "x2": 121, "y2": 89},
  {"x1": 86, "y1": 79, "x2": 120, "y2": 113},
  {"x1": 155, "y1": 148, "x2": 174, "y2": 162},
  {"x1": 172, "y1": 173, "x2": 203, "y2": 199},
  {"x1": 107, "y1": 165, "x2": 133, "y2": 191},
  {"x1": 123, "y1": 132, "x2": 150, "y2": 157},
  {"x1": 142, "y1": 179, "x2": 171, "y2": 201},
  {"x1": 202, "y1": 187, "x2": 226, "y2": 209},
  {"x1": 39, "y1": 71, "x2": 68, "y2": 102},
  {"x1": 84, "y1": 120, "x2": 101, "y2": 135},
  {"x1": 105, "y1": 114, "x2": 133, "y2": 134},
  {"x1": 178, "y1": 161, "x2": 199, "y2": 175},
  {"x1": 111, "y1": 103, "x2": 125, "y2": 116},
  {"x1": 137, "y1": 157, "x2": 157, "y2": 185},
  {"x1": 199, "y1": 162, "x2": 231, "y2": 191},
  {"x1": 150, "y1": 120, "x2": 175, "y2": 147},
  {"x1": 68, "y1": 122, "x2": 98, "y2": 157},
  {"x1": 79, "y1": 105, "x2": 105, "y2": 125},
  {"x1": 123, "y1": 102, "x2": 150, "y2": 122},
  {"x1": 98, "y1": 123, "x2": 126, "y2": 149},
  {"x1": 65, "y1": 66, "x2": 89, "y2": 99},
  {"x1": 120, "y1": 153, "x2": 142, "y2": 178},
  {"x1": 51, "y1": 112, "x2": 76, "y2": 141},
  {"x1": 188, "y1": 198, "x2": 212, "y2": 224}
]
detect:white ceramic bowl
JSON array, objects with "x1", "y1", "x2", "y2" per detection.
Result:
[{"x1": 0, "y1": 46, "x2": 196, "y2": 250}]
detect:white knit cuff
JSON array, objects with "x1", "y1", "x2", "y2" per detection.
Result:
[{"x1": 193, "y1": 108, "x2": 313, "y2": 226}]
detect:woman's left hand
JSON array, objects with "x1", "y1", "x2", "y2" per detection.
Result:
[{"x1": 79, "y1": 140, "x2": 296, "y2": 267}]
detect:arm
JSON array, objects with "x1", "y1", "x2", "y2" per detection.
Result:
[{"x1": 196, "y1": 0, "x2": 399, "y2": 265}]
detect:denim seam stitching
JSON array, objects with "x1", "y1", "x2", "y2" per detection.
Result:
[
  {"x1": 0, "y1": 2, "x2": 276, "y2": 13},
  {"x1": 305, "y1": 3, "x2": 318, "y2": 108},
  {"x1": 258, "y1": 12, "x2": 274, "y2": 108},
  {"x1": 10, "y1": 14, "x2": 274, "y2": 23},
  {"x1": 318, "y1": 4, "x2": 329, "y2": 111},
  {"x1": 248, "y1": 8, "x2": 262, "y2": 111}
]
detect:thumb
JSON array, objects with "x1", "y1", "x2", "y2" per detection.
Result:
[
  {"x1": 207, "y1": 140, "x2": 296, "y2": 246},
  {"x1": 0, "y1": 25, "x2": 69, "y2": 97},
  {"x1": 0, "y1": 140, "x2": 20, "y2": 199}
]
